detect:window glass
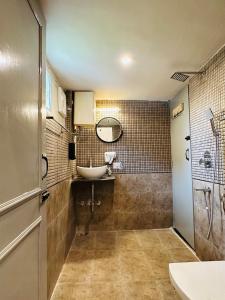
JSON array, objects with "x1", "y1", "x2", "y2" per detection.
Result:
[{"x1": 46, "y1": 70, "x2": 52, "y2": 113}]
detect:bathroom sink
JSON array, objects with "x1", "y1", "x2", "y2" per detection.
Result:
[{"x1": 77, "y1": 165, "x2": 107, "y2": 180}]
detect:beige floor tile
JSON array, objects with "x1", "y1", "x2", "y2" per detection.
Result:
[
  {"x1": 72, "y1": 283, "x2": 91, "y2": 300},
  {"x1": 156, "y1": 230, "x2": 186, "y2": 249},
  {"x1": 157, "y1": 279, "x2": 180, "y2": 300},
  {"x1": 120, "y1": 250, "x2": 153, "y2": 281},
  {"x1": 88, "y1": 282, "x2": 125, "y2": 300},
  {"x1": 148, "y1": 260, "x2": 170, "y2": 280},
  {"x1": 117, "y1": 230, "x2": 141, "y2": 250},
  {"x1": 144, "y1": 247, "x2": 171, "y2": 262},
  {"x1": 71, "y1": 232, "x2": 96, "y2": 250},
  {"x1": 92, "y1": 250, "x2": 121, "y2": 282},
  {"x1": 135, "y1": 230, "x2": 161, "y2": 249},
  {"x1": 66, "y1": 249, "x2": 96, "y2": 264},
  {"x1": 95, "y1": 231, "x2": 117, "y2": 249},
  {"x1": 124, "y1": 280, "x2": 163, "y2": 300},
  {"x1": 51, "y1": 283, "x2": 75, "y2": 300},
  {"x1": 51, "y1": 229, "x2": 196, "y2": 300},
  {"x1": 168, "y1": 247, "x2": 198, "y2": 262},
  {"x1": 59, "y1": 264, "x2": 92, "y2": 284},
  {"x1": 59, "y1": 250, "x2": 95, "y2": 283}
]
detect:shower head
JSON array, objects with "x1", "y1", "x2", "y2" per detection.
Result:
[
  {"x1": 171, "y1": 72, "x2": 189, "y2": 82},
  {"x1": 206, "y1": 108, "x2": 214, "y2": 121},
  {"x1": 170, "y1": 71, "x2": 205, "y2": 82},
  {"x1": 206, "y1": 108, "x2": 219, "y2": 137}
]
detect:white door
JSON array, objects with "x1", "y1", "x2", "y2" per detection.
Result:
[
  {"x1": 0, "y1": 1, "x2": 46, "y2": 299},
  {"x1": 170, "y1": 86, "x2": 194, "y2": 248}
]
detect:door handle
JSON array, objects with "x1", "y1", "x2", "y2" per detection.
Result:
[
  {"x1": 42, "y1": 154, "x2": 48, "y2": 180},
  {"x1": 185, "y1": 148, "x2": 190, "y2": 161},
  {"x1": 41, "y1": 190, "x2": 50, "y2": 203}
]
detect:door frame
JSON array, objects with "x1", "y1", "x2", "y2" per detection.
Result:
[
  {"x1": 27, "y1": 1, "x2": 47, "y2": 299},
  {"x1": 170, "y1": 86, "x2": 195, "y2": 249}
]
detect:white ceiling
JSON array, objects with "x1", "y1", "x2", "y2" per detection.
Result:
[{"x1": 41, "y1": 0, "x2": 225, "y2": 101}]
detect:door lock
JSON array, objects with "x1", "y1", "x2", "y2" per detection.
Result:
[{"x1": 41, "y1": 190, "x2": 50, "y2": 203}]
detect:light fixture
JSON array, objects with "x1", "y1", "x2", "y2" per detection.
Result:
[
  {"x1": 120, "y1": 54, "x2": 133, "y2": 66},
  {"x1": 96, "y1": 107, "x2": 120, "y2": 113}
]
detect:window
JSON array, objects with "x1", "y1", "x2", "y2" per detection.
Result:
[{"x1": 46, "y1": 69, "x2": 52, "y2": 114}]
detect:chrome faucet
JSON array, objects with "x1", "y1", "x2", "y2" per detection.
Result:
[{"x1": 90, "y1": 157, "x2": 92, "y2": 167}]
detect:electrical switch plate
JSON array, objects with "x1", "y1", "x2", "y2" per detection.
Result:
[{"x1": 113, "y1": 161, "x2": 123, "y2": 170}]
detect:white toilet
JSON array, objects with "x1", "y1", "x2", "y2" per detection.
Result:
[{"x1": 169, "y1": 261, "x2": 225, "y2": 300}]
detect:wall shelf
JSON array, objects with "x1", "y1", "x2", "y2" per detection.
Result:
[{"x1": 46, "y1": 116, "x2": 69, "y2": 133}]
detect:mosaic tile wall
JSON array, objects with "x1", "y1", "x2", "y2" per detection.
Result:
[
  {"x1": 46, "y1": 91, "x2": 76, "y2": 188},
  {"x1": 189, "y1": 46, "x2": 225, "y2": 184},
  {"x1": 46, "y1": 91, "x2": 76, "y2": 299},
  {"x1": 189, "y1": 45, "x2": 225, "y2": 260},
  {"x1": 76, "y1": 100, "x2": 171, "y2": 173}
]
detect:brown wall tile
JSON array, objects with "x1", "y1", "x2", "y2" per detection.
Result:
[
  {"x1": 46, "y1": 180, "x2": 76, "y2": 298},
  {"x1": 73, "y1": 174, "x2": 172, "y2": 231}
]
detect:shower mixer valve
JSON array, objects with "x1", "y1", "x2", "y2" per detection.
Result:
[
  {"x1": 79, "y1": 199, "x2": 102, "y2": 207},
  {"x1": 199, "y1": 151, "x2": 212, "y2": 168}
]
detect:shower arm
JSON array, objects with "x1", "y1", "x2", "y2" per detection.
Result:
[{"x1": 178, "y1": 71, "x2": 205, "y2": 75}]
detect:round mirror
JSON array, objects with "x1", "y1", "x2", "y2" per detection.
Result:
[{"x1": 96, "y1": 117, "x2": 123, "y2": 143}]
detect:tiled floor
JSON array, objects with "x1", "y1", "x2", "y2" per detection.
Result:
[{"x1": 51, "y1": 229, "x2": 198, "y2": 300}]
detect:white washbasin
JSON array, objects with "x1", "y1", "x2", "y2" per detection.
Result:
[
  {"x1": 169, "y1": 261, "x2": 225, "y2": 300},
  {"x1": 77, "y1": 165, "x2": 107, "y2": 179}
]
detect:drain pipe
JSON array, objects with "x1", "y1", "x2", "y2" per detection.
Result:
[{"x1": 85, "y1": 182, "x2": 95, "y2": 235}]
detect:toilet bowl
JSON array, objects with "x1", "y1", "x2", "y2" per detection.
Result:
[{"x1": 169, "y1": 261, "x2": 225, "y2": 300}]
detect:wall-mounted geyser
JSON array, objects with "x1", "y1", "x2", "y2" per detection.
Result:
[{"x1": 170, "y1": 71, "x2": 205, "y2": 82}]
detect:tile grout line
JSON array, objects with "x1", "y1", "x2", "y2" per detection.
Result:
[
  {"x1": 170, "y1": 227, "x2": 200, "y2": 261},
  {"x1": 51, "y1": 229, "x2": 197, "y2": 299}
]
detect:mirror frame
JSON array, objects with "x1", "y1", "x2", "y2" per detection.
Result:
[{"x1": 96, "y1": 117, "x2": 123, "y2": 143}]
